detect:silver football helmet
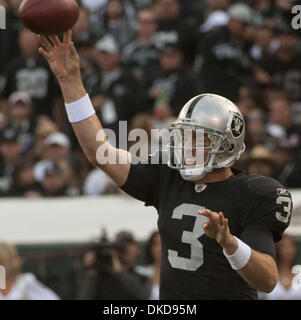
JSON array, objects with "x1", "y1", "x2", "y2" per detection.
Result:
[{"x1": 167, "y1": 93, "x2": 246, "y2": 181}]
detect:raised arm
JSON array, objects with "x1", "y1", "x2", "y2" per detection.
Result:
[{"x1": 38, "y1": 31, "x2": 130, "y2": 186}]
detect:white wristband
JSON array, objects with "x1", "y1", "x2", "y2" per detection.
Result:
[
  {"x1": 223, "y1": 236, "x2": 251, "y2": 270},
  {"x1": 65, "y1": 94, "x2": 96, "y2": 123}
]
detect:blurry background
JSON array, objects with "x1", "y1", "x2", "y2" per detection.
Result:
[{"x1": 1, "y1": 0, "x2": 301, "y2": 299}]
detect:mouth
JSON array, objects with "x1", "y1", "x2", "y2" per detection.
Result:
[{"x1": 184, "y1": 158, "x2": 196, "y2": 166}]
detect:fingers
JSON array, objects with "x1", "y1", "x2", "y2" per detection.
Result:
[
  {"x1": 69, "y1": 42, "x2": 78, "y2": 58},
  {"x1": 198, "y1": 209, "x2": 219, "y2": 221},
  {"x1": 49, "y1": 35, "x2": 61, "y2": 46},
  {"x1": 39, "y1": 35, "x2": 52, "y2": 52},
  {"x1": 223, "y1": 217, "x2": 229, "y2": 231},
  {"x1": 63, "y1": 30, "x2": 72, "y2": 44},
  {"x1": 202, "y1": 221, "x2": 209, "y2": 230},
  {"x1": 218, "y1": 212, "x2": 224, "y2": 226},
  {"x1": 217, "y1": 212, "x2": 229, "y2": 232},
  {"x1": 198, "y1": 209, "x2": 211, "y2": 218},
  {"x1": 199, "y1": 209, "x2": 226, "y2": 226},
  {"x1": 38, "y1": 47, "x2": 50, "y2": 61}
]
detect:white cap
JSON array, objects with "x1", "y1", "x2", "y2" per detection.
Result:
[
  {"x1": 45, "y1": 132, "x2": 70, "y2": 148},
  {"x1": 200, "y1": 11, "x2": 229, "y2": 33},
  {"x1": 95, "y1": 35, "x2": 120, "y2": 54},
  {"x1": 227, "y1": 3, "x2": 253, "y2": 24},
  {"x1": 8, "y1": 91, "x2": 32, "y2": 106},
  {"x1": 33, "y1": 160, "x2": 54, "y2": 182}
]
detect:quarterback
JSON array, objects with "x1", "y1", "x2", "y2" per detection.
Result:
[{"x1": 38, "y1": 32, "x2": 292, "y2": 299}]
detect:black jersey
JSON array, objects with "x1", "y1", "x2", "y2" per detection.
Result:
[{"x1": 120, "y1": 154, "x2": 292, "y2": 300}]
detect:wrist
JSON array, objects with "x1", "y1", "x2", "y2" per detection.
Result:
[
  {"x1": 58, "y1": 73, "x2": 81, "y2": 84},
  {"x1": 59, "y1": 76, "x2": 86, "y2": 104},
  {"x1": 219, "y1": 234, "x2": 238, "y2": 255}
]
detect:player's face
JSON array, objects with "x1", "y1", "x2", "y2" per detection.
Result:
[{"x1": 182, "y1": 130, "x2": 211, "y2": 167}]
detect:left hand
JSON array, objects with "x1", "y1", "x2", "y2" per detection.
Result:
[{"x1": 198, "y1": 209, "x2": 233, "y2": 248}]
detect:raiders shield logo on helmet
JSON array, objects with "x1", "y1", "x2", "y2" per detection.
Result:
[{"x1": 231, "y1": 113, "x2": 244, "y2": 137}]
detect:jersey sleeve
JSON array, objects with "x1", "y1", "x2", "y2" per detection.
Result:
[
  {"x1": 240, "y1": 176, "x2": 293, "y2": 242},
  {"x1": 119, "y1": 153, "x2": 161, "y2": 208}
]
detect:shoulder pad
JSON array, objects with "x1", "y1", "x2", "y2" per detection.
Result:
[{"x1": 246, "y1": 174, "x2": 287, "y2": 198}]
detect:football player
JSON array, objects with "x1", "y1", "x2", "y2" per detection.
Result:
[{"x1": 38, "y1": 31, "x2": 292, "y2": 299}]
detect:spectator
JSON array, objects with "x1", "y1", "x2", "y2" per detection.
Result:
[
  {"x1": 200, "y1": 3, "x2": 254, "y2": 101},
  {"x1": 36, "y1": 160, "x2": 78, "y2": 197},
  {"x1": 152, "y1": 0, "x2": 198, "y2": 66},
  {"x1": 148, "y1": 41, "x2": 201, "y2": 120},
  {"x1": 2, "y1": 91, "x2": 36, "y2": 153},
  {"x1": 264, "y1": 95, "x2": 301, "y2": 156},
  {"x1": 94, "y1": 0, "x2": 136, "y2": 48},
  {"x1": 259, "y1": 27, "x2": 301, "y2": 102},
  {"x1": 78, "y1": 231, "x2": 151, "y2": 299},
  {"x1": 114, "y1": 231, "x2": 140, "y2": 270},
  {"x1": 72, "y1": 8, "x2": 99, "y2": 62},
  {"x1": 245, "y1": 107, "x2": 266, "y2": 149},
  {"x1": 43, "y1": 132, "x2": 71, "y2": 162},
  {"x1": 80, "y1": 57, "x2": 102, "y2": 97},
  {"x1": 33, "y1": 132, "x2": 80, "y2": 196},
  {"x1": 83, "y1": 168, "x2": 117, "y2": 195},
  {"x1": 0, "y1": 131, "x2": 22, "y2": 196},
  {"x1": 136, "y1": 231, "x2": 161, "y2": 300},
  {"x1": 123, "y1": 7, "x2": 160, "y2": 87},
  {"x1": 33, "y1": 117, "x2": 58, "y2": 160},
  {"x1": 2, "y1": 29, "x2": 60, "y2": 117},
  {"x1": 273, "y1": 146, "x2": 301, "y2": 188},
  {"x1": 259, "y1": 235, "x2": 301, "y2": 300},
  {"x1": 244, "y1": 144, "x2": 279, "y2": 178},
  {"x1": 7, "y1": 159, "x2": 41, "y2": 197},
  {"x1": 250, "y1": 25, "x2": 279, "y2": 61},
  {"x1": 0, "y1": 242, "x2": 60, "y2": 300},
  {"x1": 91, "y1": 35, "x2": 144, "y2": 144}
]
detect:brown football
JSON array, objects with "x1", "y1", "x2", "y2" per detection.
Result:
[{"x1": 19, "y1": 0, "x2": 79, "y2": 35}]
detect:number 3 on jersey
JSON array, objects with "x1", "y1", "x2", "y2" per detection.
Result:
[{"x1": 168, "y1": 203, "x2": 208, "y2": 271}]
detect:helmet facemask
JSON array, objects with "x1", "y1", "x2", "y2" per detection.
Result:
[{"x1": 167, "y1": 125, "x2": 227, "y2": 181}]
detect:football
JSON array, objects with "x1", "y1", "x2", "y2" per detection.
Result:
[{"x1": 19, "y1": 0, "x2": 80, "y2": 35}]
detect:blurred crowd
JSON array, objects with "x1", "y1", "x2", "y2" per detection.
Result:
[{"x1": 0, "y1": 0, "x2": 301, "y2": 198}]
